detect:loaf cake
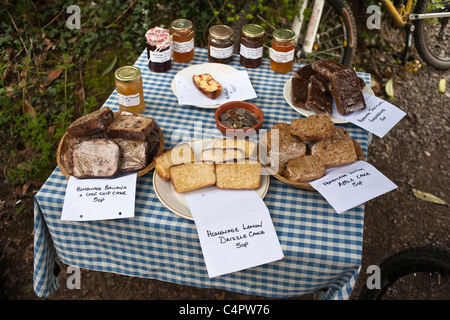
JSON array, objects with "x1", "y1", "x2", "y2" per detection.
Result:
[
  {"x1": 310, "y1": 128, "x2": 358, "y2": 168},
  {"x1": 200, "y1": 147, "x2": 245, "y2": 163},
  {"x1": 193, "y1": 74, "x2": 222, "y2": 100},
  {"x1": 313, "y1": 58, "x2": 366, "y2": 89},
  {"x1": 169, "y1": 162, "x2": 216, "y2": 193},
  {"x1": 66, "y1": 107, "x2": 114, "y2": 137},
  {"x1": 72, "y1": 139, "x2": 120, "y2": 178},
  {"x1": 155, "y1": 143, "x2": 195, "y2": 181},
  {"x1": 113, "y1": 139, "x2": 150, "y2": 172},
  {"x1": 306, "y1": 74, "x2": 333, "y2": 115},
  {"x1": 215, "y1": 160, "x2": 261, "y2": 190},
  {"x1": 290, "y1": 114, "x2": 334, "y2": 142},
  {"x1": 213, "y1": 138, "x2": 257, "y2": 159},
  {"x1": 282, "y1": 155, "x2": 326, "y2": 182},
  {"x1": 329, "y1": 68, "x2": 367, "y2": 115},
  {"x1": 105, "y1": 113, "x2": 156, "y2": 141},
  {"x1": 270, "y1": 141, "x2": 307, "y2": 174}
]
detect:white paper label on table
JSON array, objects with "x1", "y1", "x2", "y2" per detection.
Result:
[
  {"x1": 61, "y1": 173, "x2": 137, "y2": 221},
  {"x1": 310, "y1": 161, "x2": 397, "y2": 214},
  {"x1": 185, "y1": 189, "x2": 284, "y2": 278},
  {"x1": 333, "y1": 93, "x2": 406, "y2": 138},
  {"x1": 175, "y1": 71, "x2": 257, "y2": 106}
]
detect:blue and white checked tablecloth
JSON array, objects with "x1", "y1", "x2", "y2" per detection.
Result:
[{"x1": 34, "y1": 47, "x2": 371, "y2": 300}]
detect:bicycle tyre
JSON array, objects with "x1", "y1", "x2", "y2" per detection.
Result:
[
  {"x1": 414, "y1": 0, "x2": 450, "y2": 70},
  {"x1": 296, "y1": 0, "x2": 357, "y2": 67},
  {"x1": 359, "y1": 247, "x2": 450, "y2": 300}
]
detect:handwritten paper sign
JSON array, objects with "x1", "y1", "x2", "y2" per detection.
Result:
[
  {"x1": 175, "y1": 71, "x2": 257, "y2": 106},
  {"x1": 333, "y1": 93, "x2": 406, "y2": 138},
  {"x1": 61, "y1": 173, "x2": 137, "y2": 221},
  {"x1": 185, "y1": 189, "x2": 284, "y2": 278},
  {"x1": 310, "y1": 161, "x2": 397, "y2": 214}
]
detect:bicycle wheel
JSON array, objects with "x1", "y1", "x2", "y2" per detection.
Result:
[
  {"x1": 359, "y1": 247, "x2": 450, "y2": 300},
  {"x1": 295, "y1": 0, "x2": 357, "y2": 67},
  {"x1": 414, "y1": 0, "x2": 450, "y2": 70}
]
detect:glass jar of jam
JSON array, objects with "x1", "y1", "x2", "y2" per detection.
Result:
[
  {"x1": 145, "y1": 27, "x2": 172, "y2": 73},
  {"x1": 270, "y1": 29, "x2": 296, "y2": 74},
  {"x1": 240, "y1": 24, "x2": 265, "y2": 68},
  {"x1": 114, "y1": 66, "x2": 146, "y2": 114},
  {"x1": 208, "y1": 25, "x2": 234, "y2": 64},
  {"x1": 170, "y1": 19, "x2": 194, "y2": 63}
]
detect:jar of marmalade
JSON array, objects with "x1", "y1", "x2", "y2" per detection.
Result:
[
  {"x1": 270, "y1": 29, "x2": 296, "y2": 74},
  {"x1": 170, "y1": 19, "x2": 194, "y2": 63},
  {"x1": 240, "y1": 24, "x2": 265, "y2": 68},
  {"x1": 145, "y1": 27, "x2": 172, "y2": 73},
  {"x1": 208, "y1": 25, "x2": 234, "y2": 64},
  {"x1": 115, "y1": 66, "x2": 146, "y2": 114}
]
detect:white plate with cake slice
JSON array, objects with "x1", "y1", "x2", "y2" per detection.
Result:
[
  {"x1": 171, "y1": 63, "x2": 239, "y2": 109},
  {"x1": 283, "y1": 77, "x2": 375, "y2": 124},
  {"x1": 152, "y1": 139, "x2": 270, "y2": 221}
]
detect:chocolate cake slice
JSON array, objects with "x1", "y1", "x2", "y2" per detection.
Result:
[
  {"x1": 291, "y1": 64, "x2": 317, "y2": 108},
  {"x1": 305, "y1": 74, "x2": 333, "y2": 115},
  {"x1": 329, "y1": 68, "x2": 367, "y2": 116}
]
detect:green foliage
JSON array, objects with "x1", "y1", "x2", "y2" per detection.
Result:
[{"x1": 0, "y1": 0, "x2": 303, "y2": 185}]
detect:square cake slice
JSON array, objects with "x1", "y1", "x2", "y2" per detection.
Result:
[{"x1": 105, "y1": 114, "x2": 156, "y2": 141}]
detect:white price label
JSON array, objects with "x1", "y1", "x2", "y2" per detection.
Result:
[
  {"x1": 240, "y1": 44, "x2": 263, "y2": 59},
  {"x1": 117, "y1": 92, "x2": 140, "y2": 107},
  {"x1": 173, "y1": 38, "x2": 194, "y2": 53},
  {"x1": 209, "y1": 45, "x2": 234, "y2": 59},
  {"x1": 150, "y1": 47, "x2": 172, "y2": 63},
  {"x1": 269, "y1": 48, "x2": 295, "y2": 63}
]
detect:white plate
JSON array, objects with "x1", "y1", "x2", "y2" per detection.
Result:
[
  {"x1": 153, "y1": 139, "x2": 270, "y2": 221},
  {"x1": 171, "y1": 63, "x2": 239, "y2": 109},
  {"x1": 283, "y1": 77, "x2": 375, "y2": 124}
]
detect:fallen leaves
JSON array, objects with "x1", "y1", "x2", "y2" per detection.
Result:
[
  {"x1": 438, "y1": 78, "x2": 446, "y2": 94},
  {"x1": 40, "y1": 67, "x2": 63, "y2": 88},
  {"x1": 412, "y1": 188, "x2": 448, "y2": 206}
]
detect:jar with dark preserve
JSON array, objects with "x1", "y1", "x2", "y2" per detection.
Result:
[
  {"x1": 270, "y1": 29, "x2": 296, "y2": 74},
  {"x1": 208, "y1": 25, "x2": 234, "y2": 64},
  {"x1": 114, "y1": 66, "x2": 146, "y2": 114},
  {"x1": 170, "y1": 19, "x2": 194, "y2": 63},
  {"x1": 145, "y1": 27, "x2": 172, "y2": 73},
  {"x1": 240, "y1": 24, "x2": 265, "y2": 68}
]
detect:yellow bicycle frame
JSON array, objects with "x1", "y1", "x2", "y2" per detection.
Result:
[{"x1": 381, "y1": 0, "x2": 414, "y2": 26}]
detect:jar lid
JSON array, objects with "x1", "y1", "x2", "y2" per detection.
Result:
[
  {"x1": 273, "y1": 29, "x2": 296, "y2": 42},
  {"x1": 145, "y1": 27, "x2": 171, "y2": 48},
  {"x1": 170, "y1": 19, "x2": 193, "y2": 31},
  {"x1": 209, "y1": 25, "x2": 234, "y2": 40},
  {"x1": 242, "y1": 24, "x2": 265, "y2": 38},
  {"x1": 115, "y1": 66, "x2": 141, "y2": 82}
]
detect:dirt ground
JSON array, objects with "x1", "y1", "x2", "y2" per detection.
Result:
[{"x1": 1, "y1": 34, "x2": 449, "y2": 301}]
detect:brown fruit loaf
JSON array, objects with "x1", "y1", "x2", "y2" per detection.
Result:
[
  {"x1": 283, "y1": 155, "x2": 326, "y2": 182},
  {"x1": 113, "y1": 139, "x2": 150, "y2": 173},
  {"x1": 66, "y1": 107, "x2": 114, "y2": 137},
  {"x1": 72, "y1": 139, "x2": 120, "y2": 178},
  {"x1": 193, "y1": 74, "x2": 222, "y2": 100},
  {"x1": 105, "y1": 113, "x2": 156, "y2": 141},
  {"x1": 290, "y1": 114, "x2": 334, "y2": 142},
  {"x1": 310, "y1": 128, "x2": 358, "y2": 168}
]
